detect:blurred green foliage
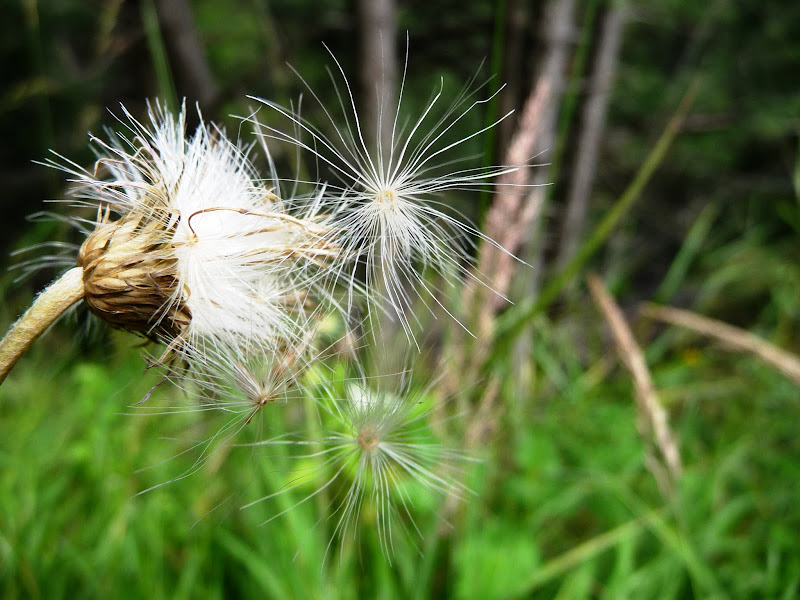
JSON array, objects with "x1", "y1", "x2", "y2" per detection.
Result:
[{"x1": 2, "y1": 324, "x2": 799, "y2": 598}]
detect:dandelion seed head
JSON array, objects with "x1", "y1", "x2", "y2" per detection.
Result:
[
  {"x1": 77, "y1": 205, "x2": 189, "y2": 339},
  {"x1": 246, "y1": 44, "x2": 522, "y2": 340},
  {"x1": 6, "y1": 42, "x2": 509, "y2": 563},
  {"x1": 244, "y1": 369, "x2": 472, "y2": 561},
  {"x1": 42, "y1": 100, "x2": 341, "y2": 359}
]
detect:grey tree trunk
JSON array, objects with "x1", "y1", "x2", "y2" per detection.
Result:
[
  {"x1": 356, "y1": 0, "x2": 397, "y2": 162},
  {"x1": 154, "y1": 0, "x2": 218, "y2": 110},
  {"x1": 556, "y1": 3, "x2": 625, "y2": 269},
  {"x1": 356, "y1": 0, "x2": 399, "y2": 342}
]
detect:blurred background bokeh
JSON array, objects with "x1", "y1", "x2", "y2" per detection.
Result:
[{"x1": 1, "y1": 0, "x2": 799, "y2": 598}]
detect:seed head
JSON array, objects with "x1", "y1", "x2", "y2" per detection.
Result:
[
  {"x1": 244, "y1": 369, "x2": 472, "y2": 560},
  {"x1": 77, "y1": 206, "x2": 189, "y2": 340},
  {"x1": 247, "y1": 45, "x2": 521, "y2": 340},
  {"x1": 45, "y1": 101, "x2": 343, "y2": 362}
]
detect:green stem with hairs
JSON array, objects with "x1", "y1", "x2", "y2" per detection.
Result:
[{"x1": 0, "y1": 267, "x2": 85, "y2": 384}]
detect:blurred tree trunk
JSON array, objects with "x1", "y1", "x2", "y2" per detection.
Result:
[
  {"x1": 356, "y1": 0, "x2": 397, "y2": 161},
  {"x1": 521, "y1": 0, "x2": 576, "y2": 287},
  {"x1": 556, "y1": 3, "x2": 625, "y2": 269},
  {"x1": 509, "y1": 0, "x2": 576, "y2": 389},
  {"x1": 154, "y1": 0, "x2": 218, "y2": 111},
  {"x1": 356, "y1": 0, "x2": 399, "y2": 342},
  {"x1": 496, "y1": 0, "x2": 529, "y2": 150}
]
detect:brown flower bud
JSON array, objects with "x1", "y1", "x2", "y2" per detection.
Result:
[{"x1": 77, "y1": 208, "x2": 191, "y2": 340}]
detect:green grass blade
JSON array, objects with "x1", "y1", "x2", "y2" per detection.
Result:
[
  {"x1": 140, "y1": 0, "x2": 179, "y2": 112},
  {"x1": 654, "y1": 201, "x2": 719, "y2": 303},
  {"x1": 510, "y1": 515, "x2": 648, "y2": 597}
]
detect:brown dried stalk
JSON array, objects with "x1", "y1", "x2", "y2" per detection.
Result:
[
  {"x1": 588, "y1": 274, "x2": 682, "y2": 485},
  {"x1": 641, "y1": 302, "x2": 800, "y2": 386},
  {"x1": 457, "y1": 78, "x2": 551, "y2": 369}
]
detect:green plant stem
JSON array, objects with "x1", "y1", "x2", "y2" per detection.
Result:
[
  {"x1": 0, "y1": 267, "x2": 84, "y2": 385},
  {"x1": 511, "y1": 514, "x2": 649, "y2": 597},
  {"x1": 140, "y1": 0, "x2": 179, "y2": 114},
  {"x1": 654, "y1": 201, "x2": 719, "y2": 303}
]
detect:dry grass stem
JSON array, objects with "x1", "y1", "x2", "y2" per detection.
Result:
[
  {"x1": 440, "y1": 377, "x2": 502, "y2": 534},
  {"x1": 442, "y1": 77, "x2": 552, "y2": 404},
  {"x1": 469, "y1": 79, "x2": 551, "y2": 332},
  {"x1": 587, "y1": 274, "x2": 682, "y2": 483},
  {"x1": 641, "y1": 302, "x2": 800, "y2": 386}
]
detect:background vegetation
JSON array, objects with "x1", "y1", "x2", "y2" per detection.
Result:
[{"x1": 1, "y1": 0, "x2": 799, "y2": 598}]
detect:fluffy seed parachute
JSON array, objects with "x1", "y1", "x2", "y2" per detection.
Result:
[
  {"x1": 246, "y1": 46, "x2": 524, "y2": 341},
  {"x1": 241, "y1": 368, "x2": 473, "y2": 560}
]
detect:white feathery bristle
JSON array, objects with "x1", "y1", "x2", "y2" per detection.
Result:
[
  {"x1": 139, "y1": 105, "x2": 320, "y2": 350},
  {"x1": 245, "y1": 45, "x2": 524, "y2": 341},
  {"x1": 242, "y1": 370, "x2": 472, "y2": 561},
  {"x1": 46, "y1": 101, "x2": 336, "y2": 356}
]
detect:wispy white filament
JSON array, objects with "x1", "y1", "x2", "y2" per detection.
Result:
[
  {"x1": 242, "y1": 370, "x2": 472, "y2": 560},
  {"x1": 246, "y1": 44, "x2": 525, "y2": 340},
  {"x1": 44, "y1": 101, "x2": 336, "y2": 358}
]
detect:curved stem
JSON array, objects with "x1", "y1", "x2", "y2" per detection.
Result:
[{"x1": 0, "y1": 267, "x2": 85, "y2": 385}]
